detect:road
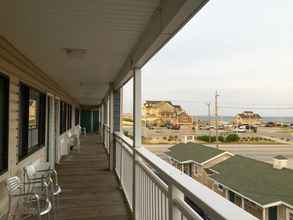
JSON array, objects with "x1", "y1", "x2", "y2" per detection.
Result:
[{"x1": 144, "y1": 143, "x2": 293, "y2": 169}]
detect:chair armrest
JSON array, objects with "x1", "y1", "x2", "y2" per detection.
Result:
[{"x1": 11, "y1": 192, "x2": 40, "y2": 201}]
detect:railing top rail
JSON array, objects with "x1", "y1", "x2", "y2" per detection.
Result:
[
  {"x1": 114, "y1": 132, "x2": 258, "y2": 220},
  {"x1": 114, "y1": 132, "x2": 133, "y2": 148}
]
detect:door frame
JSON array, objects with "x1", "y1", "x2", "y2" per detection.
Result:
[
  {"x1": 54, "y1": 97, "x2": 60, "y2": 164},
  {"x1": 46, "y1": 93, "x2": 55, "y2": 168}
]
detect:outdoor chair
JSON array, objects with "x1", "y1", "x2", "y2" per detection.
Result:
[
  {"x1": 6, "y1": 176, "x2": 52, "y2": 220},
  {"x1": 24, "y1": 164, "x2": 61, "y2": 210},
  {"x1": 32, "y1": 160, "x2": 62, "y2": 197},
  {"x1": 67, "y1": 131, "x2": 79, "y2": 152}
]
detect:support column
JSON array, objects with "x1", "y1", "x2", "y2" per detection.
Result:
[
  {"x1": 112, "y1": 88, "x2": 122, "y2": 172},
  {"x1": 133, "y1": 68, "x2": 142, "y2": 218},
  {"x1": 109, "y1": 91, "x2": 114, "y2": 170},
  {"x1": 101, "y1": 103, "x2": 104, "y2": 144}
]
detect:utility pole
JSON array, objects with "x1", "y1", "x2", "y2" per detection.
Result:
[
  {"x1": 215, "y1": 91, "x2": 220, "y2": 149},
  {"x1": 207, "y1": 102, "x2": 211, "y2": 143}
]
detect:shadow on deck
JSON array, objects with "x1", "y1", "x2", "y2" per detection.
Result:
[{"x1": 54, "y1": 134, "x2": 131, "y2": 220}]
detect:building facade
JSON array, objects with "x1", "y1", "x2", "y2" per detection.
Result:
[
  {"x1": 143, "y1": 100, "x2": 193, "y2": 128},
  {"x1": 167, "y1": 143, "x2": 293, "y2": 220},
  {"x1": 233, "y1": 111, "x2": 263, "y2": 126}
]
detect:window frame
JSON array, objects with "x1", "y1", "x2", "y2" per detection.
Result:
[
  {"x1": 0, "y1": 72, "x2": 9, "y2": 175},
  {"x1": 18, "y1": 83, "x2": 46, "y2": 161}
]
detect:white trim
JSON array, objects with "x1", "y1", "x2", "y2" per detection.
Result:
[
  {"x1": 201, "y1": 152, "x2": 234, "y2": 166},
  {"x1": 46, "y1": 92, "x2": 54, "y2": 97},
  {"x1": 263, "y1": 201, "x2": 293, "y2": 210}
]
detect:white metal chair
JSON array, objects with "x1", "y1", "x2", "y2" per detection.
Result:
[
  {"x1": 67, "y1": 127, "x2": 81, "y2": 152},
  {"x1": 24, "y1": 164, "x2": 61, "y2": 206},
  {"x1": 32, "y1": 160, "x2": 62, "y2": 197},
  {"x1": 6, "y1": 176, "x2": 52, "y2": 220}
]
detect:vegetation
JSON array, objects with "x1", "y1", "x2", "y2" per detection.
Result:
[
  {"x1": 197, "y1": 134, "x2": 240, "y2": 143},
  {"x1": 122, "y1": 118, "x2": 133, "y2": 122},
  {"x1": 225, "y1": 134, "x2": 240, "y2": 142}
]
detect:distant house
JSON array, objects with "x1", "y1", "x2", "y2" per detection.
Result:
[
  {"x1": 233, "y1": 111, "x2": 263, "y2": 126},
  {"x1": 177, "y1": 111, "x2": 193, "y2": 126},
  {"x1": 166, "y1": 143, "x2": 293, "y2": 220},
  {"x1": 143, "y1": 100, "x2": 192, "y2": 127}
]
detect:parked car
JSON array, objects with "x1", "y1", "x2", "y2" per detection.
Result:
[
  {"x1": 233, "y1": 126, "x2": 246, "y2": 133},
  {"x1": 266, "y1": 122, "x2": 276, "y2": 127},
  {"x1": 290, "y1": 123, "x2": 293, "y2": 129}
]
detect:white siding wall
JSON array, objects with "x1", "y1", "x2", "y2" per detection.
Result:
[{"x1": 0, "y1": 36, "x2": 76, "y2": 216}]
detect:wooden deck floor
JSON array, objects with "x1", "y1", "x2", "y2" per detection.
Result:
[{"x1": 53, "y1": 134, "x2": 131, "y2": 220}]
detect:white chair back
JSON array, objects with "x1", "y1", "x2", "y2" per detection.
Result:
[
  {"x1": 6, "y1": 176, "x2": 21, "y2": 195},
  {"x1": 24, "y1": 165, "x2": 36, "y2": 180}
]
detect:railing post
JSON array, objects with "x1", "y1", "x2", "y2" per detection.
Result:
[
  {"x1": 133, "y1": 68, "x2": 142, "y2": 219},
  {"x1": 168, "y1": 183, "x2": 184, "y2": 220},
  {"x1": 109, "y1": 90, "x2": 114, "y2": 170}
]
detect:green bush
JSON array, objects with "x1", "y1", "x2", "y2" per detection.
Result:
[
  {"x1": 197, "y1": 135, "x2": 210, "y2": 142},
  {"x1": 225, "y1": 134, "x2": 240, "y2": 143},
  {"x1": 218, "y1": 136, "x2": 224, "y2": 142}
]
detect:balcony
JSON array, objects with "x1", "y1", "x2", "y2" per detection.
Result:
[
  {"x1": 0, "y1": 1, "x2": 259, "y2": 220},
  {"x1": 54, "y1": 134, "x2": 131, "y2": 220}
]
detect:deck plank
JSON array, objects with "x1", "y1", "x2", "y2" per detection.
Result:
[{"x1": 49, "y1": 134, "x2": 131, "y2": 220}]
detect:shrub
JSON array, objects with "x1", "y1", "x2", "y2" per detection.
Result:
[
  {"x1": 211, "y1": 136, "x2": 216, "y2": 142},
  {"x1": 218, "y1": 136, "x2": 224, "y2": 142},
  {"x1": 225, "y1": 134, "x2": 240, "y2": 143},
  {"x1": 197, "y1": 135, "x2": 210, "y2": 142}
]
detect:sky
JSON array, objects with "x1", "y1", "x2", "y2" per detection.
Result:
[{"x1": 123, "y1": 0, "x2": 293, "y2": 117}]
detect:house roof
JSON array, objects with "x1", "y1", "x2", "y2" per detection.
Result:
[
  {"x1": 210, "y1": 155, "x2": 293, "y2": 206},
  {"x1": 166, "y1": 143, "x2": 225, "y2": 163},
  {"x1": 274, "y1": 155, "x2": 288, "y2": 160},
  {"x1": 236, "y1": 111, "x2": 262, "y2": 119},
  {"x1": 145, "y1": 100, "x2": 173, "y2": 106}
]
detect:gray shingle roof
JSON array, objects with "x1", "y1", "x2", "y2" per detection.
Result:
[
  {"x1": 166, "y1": 143, "x2": 224, "y2": 163},
  {"x1": 210, "y1": 155, "x2": 293, "y2": 206}
]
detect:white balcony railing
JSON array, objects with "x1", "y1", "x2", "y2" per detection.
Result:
[
  {"x1": 103, "y1": 124, "x2": 111, "y2": 153},
  {"x1": 113, "y1": 132, "x2": 258, "y2": 220}
]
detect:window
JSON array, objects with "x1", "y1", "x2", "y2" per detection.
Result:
[
  {"x1": 75, "y1": 108, "x2": 80, "y2": 125},
  {"x1": 19, "y1": 83, "x2": 46, "y2": 160},
  {"x1": 67, "y1": 104, "x2": 72, "y2": 129},
  {"x1": 0, "y1": 73, "x2": 9, "y2": 174},
  {"x1": 60, "y1": 101, "x2": 67, "y2": 134},
  {"x1": 217, "y1": 184, "x2": 225, "y2": 192}
]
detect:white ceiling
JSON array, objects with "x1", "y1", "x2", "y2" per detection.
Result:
[
  {"x1": 0, "y1": 0, "x2": 159, "y2": 105},
  {"x1": 0, "y1": 0, "x2": 208, "y2": 105}
]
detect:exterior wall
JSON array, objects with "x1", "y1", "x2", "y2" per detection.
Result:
[
  {"x1": 233, "y1": 113, "x2": 262, "y2": 126},
  {"x1": 0, "y1": 36, "x2": 76, "y2": 216},
  {"x1": 278, "y1": 205, "x2": 287, "y2": 220},
  {"x1": 178, "y1": 112, "x2": 193, "y2": 125},
  {"x1": 285, "y1": 206, "x2": 293, "y2": 220},
  {"x1": 243, "y1": 199, "x2": 263, "y2": 220}
]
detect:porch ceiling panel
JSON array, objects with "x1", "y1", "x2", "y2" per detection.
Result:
[{"x1": 0, "y1": 0, "x2": 207, "y2": 105}]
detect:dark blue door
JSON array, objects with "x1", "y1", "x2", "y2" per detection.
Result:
[{"x1": 268, "y1": 207, "x2": 277, "y2": 220}]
